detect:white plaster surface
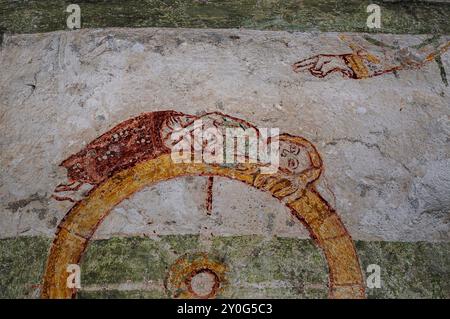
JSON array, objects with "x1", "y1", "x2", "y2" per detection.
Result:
[{"x1": 0, "y1": 28, "x2": 449, "y2": 241}]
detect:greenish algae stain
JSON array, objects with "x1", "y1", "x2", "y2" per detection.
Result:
[
  {"x1": 0, "y1": 237, "x2": 50, "y2": 298},
  {"x1": 356, "y1": 241, "x2": 450, "y2": 299},
  {"x1": 80, "y1": 235, "x2": 200, "y2": 286},
  {"x1": 80, "y1": 235, "x2": 328, "y2": 298},
  {"x1": 77, "y1": 289, "x2": 167, "y2": 299},
  {"x1": 1, "y1": 236, "x2": 449, "y2": 298},
  {"x1": 0, "y1": 0, "x2": 449, "y2": 35}
]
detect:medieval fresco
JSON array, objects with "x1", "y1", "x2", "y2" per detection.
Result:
[
  {"x1": 0, "y1": 4, "x2": 449, "y2": 299},
  {"x1": 293, "y1": 35, "x2": 450, "y2": 79},
  {"x1": 43, "y1": 110, "x2": 364, "y2": 298}
]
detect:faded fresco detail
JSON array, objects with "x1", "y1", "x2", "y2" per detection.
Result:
[
  {"x1": 165, "y1": 252, "x2": 228, "y2": 299},
  {"x1": 293, "y1": 35, "x2": 450, "y2": 80},
  {"x1": 1, "y1": 28, "x2": 449, "y2": 299},
  {"x1": 43, "y1": 111, "x2": 364, "y2": 299}
]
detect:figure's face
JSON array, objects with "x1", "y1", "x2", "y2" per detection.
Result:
[{"x1": 279, "y1": 142, "x2": 311, "y2": 174}]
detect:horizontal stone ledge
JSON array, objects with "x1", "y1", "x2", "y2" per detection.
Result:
[{"x1": 0, "y1": 0, "x2": 449, "y2": 35}]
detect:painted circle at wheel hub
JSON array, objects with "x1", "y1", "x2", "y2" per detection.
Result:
[{"x1": 165, "y1": 253, "x2": 227, "y2": 299}]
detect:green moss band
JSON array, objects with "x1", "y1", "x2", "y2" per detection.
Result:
[
  {"x1": 0, "y1": 0, "x2": 449, "y2": 35},
  {"x1": 1, "y1": 236, "x2": 449, "y2": 298}
]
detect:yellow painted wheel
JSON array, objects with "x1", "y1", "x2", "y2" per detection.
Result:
[{"x1": 42, "y1": 152, "x2": 365, "y2": 298}]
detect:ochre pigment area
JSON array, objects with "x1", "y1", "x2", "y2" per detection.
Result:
[{"x1": 42, "y1": 152, "x2": 364, "y2": 298}]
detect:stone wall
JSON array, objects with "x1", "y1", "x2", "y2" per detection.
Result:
[{"x1": 0, "y1": 2, "x2": 449, "y2": 299}]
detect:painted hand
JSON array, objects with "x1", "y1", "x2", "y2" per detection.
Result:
[{"x1": 293, "y1": 54, "x2": 354, "y2": 78}]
